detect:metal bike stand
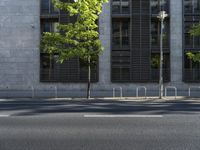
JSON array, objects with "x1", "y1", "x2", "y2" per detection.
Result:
[
  {"x1": 188, "y1": 86, "x2": 200, "y2": 97},
  {"x1": 165, "y1": 86, "x2": 177, "y2": 99},
  {"x1": 113, "y1": 87, "x2": 123, "y2": 99},
  {"x1": 136, "y1": 86, "x2": 147, "y2": 99}
]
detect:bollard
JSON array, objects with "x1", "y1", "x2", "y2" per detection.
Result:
[
  {"x1": 165, "y1": 86, "x2": 177, "y2": 99},
  {"x1": 55, "y1": 86, "x2": 58, "y2": 99},
  {"x1": 188, "y1": 86, "x2": 200, "y2": 97},
  {"x1": 112, "y1": 87, "x2": 123, "y2": 99},
  {"x1": 136, "y1": 86, "x2": 147, "y2": 98},
  {"x1": 31, "y1": 86, "x2": 34, "y2": 98}
]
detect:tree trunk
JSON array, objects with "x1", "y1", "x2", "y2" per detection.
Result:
[
  {"x1": 49, "y1": 54, "x2": 52, "y2": 80},
  {"x1": 87, "y1": 58, "x2": 91, "y2": 99}
]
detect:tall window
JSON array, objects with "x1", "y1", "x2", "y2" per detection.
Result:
[
  {"x1": 151, "y1": 0, "x2": 169, "y2": 14},
  {"x1": 194, "y1": 0, "x2": 200, "y2": 13},
  {"x1": 185, "y1": 22, "x2": 193, "y2": 47},
  {"x1": 40, "y1": 21, "x2": 59, "y2": 81},
  {"x1": 112, "y1": 0, "x2": 130, "y2": 14},
  {"x1": 151, "y1": 54, "x2": 170, "y2": 81},
  {"x1": 112, "y1": 19, "x2": 130, "y2": 48},
  {"x1": 41, "y1": 21, "x2": 59, "y2": 33},
  {"x1": 184, "y1": 53, "x2": 200, "y2": 82},
  {"x1": 41, "y1": 0, "x2": 58, "y2": 14},
  {"x1": 184, "y1": 0, "x2": 200, "y2": 49},
  {"x1": 111, "y1": 50, "x2": 131, "y2": 82},
  {"x1": 184, "y1": 22, "x2": 200, "y2": 49},
  {"x1": 150, "y1": 0, "x2": 170, "y2": 82},
  {"x1": 184, "y1": 0, "x2": 200, "y2": 14},
  {"x1": 184, "y1": 0, "x2": 200, "y2": 82},
  {"x1": 185, "y1": 54, "x2": 200, "y2": 70},
  {"x1": 185, "y1": 0, "x2": 193, "y2": 13},
  {"x1": 151, "y1": 19, "x2": 169, "y2": 47},
  {"x1": 111, "y1": 0, "x2": 130, "y2": 82}
]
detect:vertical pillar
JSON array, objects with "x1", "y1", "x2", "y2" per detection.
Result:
[
  {"x1": 98, "y1": 2, "x2": 111, "y2": 86},
  {"x1": 170, "y1": 0, "x2": 183, "y2": 83},
  {"x1": 34, "y1": 0, "x2": 41, "y2": 86}
]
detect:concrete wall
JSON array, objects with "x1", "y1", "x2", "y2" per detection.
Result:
[
  {"x1": 98, "y1": 1, "x2": 111, "y2": 87},
  {"x1": 0, "y1": 0, "x2": 40, "y2": 87},
  {"x1": 170, "y1": 0, "x2": 183, "y2": 85}
]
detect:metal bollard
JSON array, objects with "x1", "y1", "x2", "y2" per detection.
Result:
[
  {"x1": 31, "y1": 86, "x2": 34, "y2": 98},
  {"x1": 113, "y1": 88, "x2": 115, "y2": 98},
  {"x1": 55, "y1": 86, "x2": 58, "y2": 99},
  {"x1": 120, "y1": 87, "x2": 123, "y2": 99},
  {"x1": 113, "y1": 87, "x2": 123, "y2": 99},
  {"x1": 136, "y1": 86, "x2": 147, "y2": 98},
  {"x1": 188, "y1": 86, "x2": 200, "y2": 97},
  {"x1": 165, "y1": 86, "x2": 177, "y2": 99}
]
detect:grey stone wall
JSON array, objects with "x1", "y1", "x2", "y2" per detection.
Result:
[
  {"x1": 0, "y1": 0, "x2": 40, "y2": 87},
  {"x1": 98, "y1": 1, "x2": 111, "y2": 87},
  {"x1": 170, "y1": 0, "x2": 183, "y2": 84}
]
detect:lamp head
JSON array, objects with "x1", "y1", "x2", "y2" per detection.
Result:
[{"x1": 157, "y1": 11, "x2": 168, "y2": 20}]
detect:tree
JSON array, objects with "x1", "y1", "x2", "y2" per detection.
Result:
[
  {"x1": 186, "y1": 23, "x2": 200, "y2": 62},
  {"x1": 189, "y1": 23, "x2": 200, "y2": 36},
  {"x1": 186, "y1": 51, "x2": 200, "y2": 63},
  {"x1": 151, "y1": 54, "x2": 160, "y2": 69},
  {"x1": 41, "y1": 0, "x2": 108, "y2": 99}
]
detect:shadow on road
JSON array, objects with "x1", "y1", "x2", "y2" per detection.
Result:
[{"x1": 0, "y1": 99, "x2": 200, "y2": 116}]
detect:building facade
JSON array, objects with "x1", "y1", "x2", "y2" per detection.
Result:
[{"x1": 0, "y1": 0, "x2": 199, "y2": 97}]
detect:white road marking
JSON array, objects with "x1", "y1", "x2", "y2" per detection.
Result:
[
  {"x1": 84, "y1": 114, "x2": 163, "y2": 118},
  {"x1": 0, "y1": 115, "x2": 10, "y2": 117}
]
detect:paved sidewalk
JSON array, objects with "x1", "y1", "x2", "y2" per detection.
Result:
[{"x1": 0, "y1": 96, "x2": 200, "y2": 103}]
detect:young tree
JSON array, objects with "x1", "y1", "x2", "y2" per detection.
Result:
[
  {"x1": 189, "y1": 23, "x2": 200, "y2": 36},
  {"x1": 42, "y1": 0, "x2": 108, "y2": 99},
  {"x1": 186, "y1": 51, "x2": 200, "y2": 63},
  {"x1": 186, "y1": 23, "x2": 200, "y2": 62}
]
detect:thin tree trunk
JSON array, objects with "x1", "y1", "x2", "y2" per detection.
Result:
[
  {"x1": 49, "y1": 54, "x2": 52, "y2": 80},
  {"x1": 87, "y1": 57, "x2": 91, "y2": 99}
]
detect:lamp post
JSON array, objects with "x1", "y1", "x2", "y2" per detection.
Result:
[{"x1": 157, "y1": 11, "x2": 168, "y2": 99}]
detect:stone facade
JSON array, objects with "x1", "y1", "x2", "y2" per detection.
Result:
[
  {"x1": 170, "y1": 0, "x2": 183, "y2": 84},
  {"x1": 0, "y1": 0, "x2": 40, "y2": 87}
]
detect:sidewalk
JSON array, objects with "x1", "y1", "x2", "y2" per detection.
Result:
[{"x1": 0, "y1": 96, "x2": 200, "y2": 103}]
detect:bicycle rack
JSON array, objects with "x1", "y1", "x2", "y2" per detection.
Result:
[
  {"x1": 188, "y1": 86, "x2": 200, "y2": 97},
  {"x1": 50, "y1": 86, "x2": 58, "y2": 98},
  {"x1": 55, "y1": 86, "x2": 58, "y2": 98},
  {"x1": 136, "y1": 86, "x2": 147, "y2": 98},
  {"x1": 30, "y1": 86, "x2": 34, "y2": 98},
  {"x1": 5, "y1": 86, "x2": 9, "y2": 98},
  {"x1": 113, "y1": 87, "x2": 123, "y2": 99},
  {"x1": 165, "y1": 86, "x2": 177, "y2": 99}
]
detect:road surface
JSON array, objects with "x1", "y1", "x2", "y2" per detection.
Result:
[{"x1": 0, "y1": 99, "x2": 199, "y2": 150}]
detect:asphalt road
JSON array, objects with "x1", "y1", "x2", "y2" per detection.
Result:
[{"x1": 0, "y1": 99, "x2": 200, "y2": 150}]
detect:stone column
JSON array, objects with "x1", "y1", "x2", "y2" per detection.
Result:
[
  {"x1": 98, "y1": 1, "x2": 111, "y2": 87},
  {"x1": 170, "y1": 0, "x2": 183, "y2": 84}
]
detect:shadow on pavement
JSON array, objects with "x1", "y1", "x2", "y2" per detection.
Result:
[{"x1": 0, "y1": 98, "x2": 200, "y2": 116}]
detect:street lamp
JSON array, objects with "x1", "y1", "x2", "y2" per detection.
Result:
[{"x1": 157, "y1": 11, "x2": 168, "y2": 99}]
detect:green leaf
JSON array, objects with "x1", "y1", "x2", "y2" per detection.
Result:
[{"x1": 42, "y1": 0, "x2": 108, "y2": 63}]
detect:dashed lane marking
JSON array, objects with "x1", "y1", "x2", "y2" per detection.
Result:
[{"x1": 84, "y1": 114, "x2": 163, "y2": 118}]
